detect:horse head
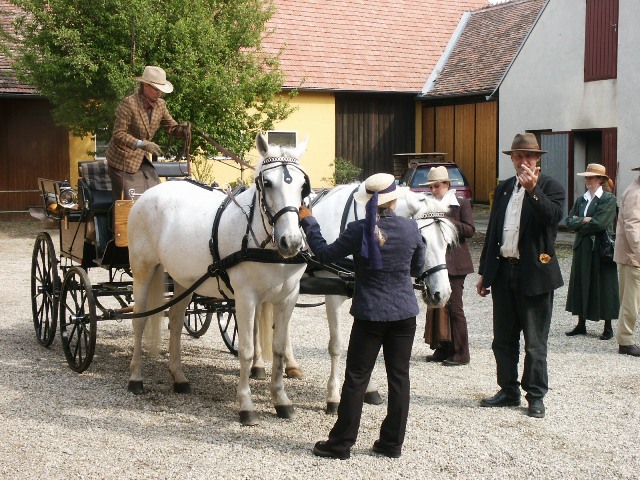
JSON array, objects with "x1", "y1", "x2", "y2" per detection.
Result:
[
  {"x1": 404, "y1": 191, "x2": 457, "y2": 307},
  {"x1": 254, "y1": 133, "x2": 310, "y2": 258}
]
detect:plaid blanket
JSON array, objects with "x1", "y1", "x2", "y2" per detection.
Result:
[{"x1": 79, "y1": 160, "x2": 112, "y2": 191}]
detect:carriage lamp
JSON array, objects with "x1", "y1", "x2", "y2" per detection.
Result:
[{"x1": 58, "y1": 181, "x2": 78, "y2": 209}]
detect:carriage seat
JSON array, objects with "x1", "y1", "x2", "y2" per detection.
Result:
[{"x1": 78, "y1": 160, "x2": 113, "y2": 212}]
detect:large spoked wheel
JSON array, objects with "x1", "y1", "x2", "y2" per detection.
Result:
[
  {"x1": 59, "y1": 267, "x2": 97, "y2": 373},
  {"x1": 217, "y1": 302, "x2": 238, "y2": 356},
  {"x1": 183, "y1": 296, "x2": 213, "y2": 338},
  {"x1": 31, "y1": 232, "x2": 60, "y2": 347}
]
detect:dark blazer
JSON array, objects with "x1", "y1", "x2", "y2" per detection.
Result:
[
  {"x1": 479, "y1": 174, "x2": 565, "y2": 296},
  {"x1": 106, "y1": 92, "x2": 182, "y2": 173},
  {"x1": 446, "y1": 196, "x2": 475, "y2": 276},
  {"x1": 301, "y1": 212, "x2": 426, "y2": 321}
]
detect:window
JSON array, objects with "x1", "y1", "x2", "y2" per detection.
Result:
[
  {"x1": 584, "y1": 0, "x2": 619, "y2": 81},
  {"x1": 267, "y1": 131, "x2": 297, "y2": 148}
]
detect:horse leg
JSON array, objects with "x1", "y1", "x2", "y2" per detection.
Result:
[
  {"x1": 283, "y1": 319, "x2": 304, "y2": 380},
  {"x1": 128, "y1": 264, "x2": 161, "y2": 394},
  {"x1": 235, "y1": 298, "x2": 259, "y2": 426},
  {"x1": 269, "y1": 300, "x2": 295, "y2": 419},
  {"x1": 167, "y1": 283, "x2": 193, "y2": 393},
  {"x1": 250, "y1": 306, "x2": 267, "y2": 380}
]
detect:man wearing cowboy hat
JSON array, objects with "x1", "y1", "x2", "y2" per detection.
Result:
[
  {"x1": 476, "y1": 132, "x2": 565, "y2": 418},
  {"x1": 106, "y1": 65, "x2": 191, "y2": 200},
  {"x1": 613, "y1": 166, "x2": 640, "y2": 357}
]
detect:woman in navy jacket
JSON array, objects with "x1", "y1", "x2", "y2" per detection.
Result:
[{"x1": 299, "y1": 173, "x2": 426, "y2": 460}]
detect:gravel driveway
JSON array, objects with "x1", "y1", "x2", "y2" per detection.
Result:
[{"x1": 0, "y1": 216, "x2": 638, "y2": 479}]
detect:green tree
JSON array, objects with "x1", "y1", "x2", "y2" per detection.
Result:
[
  {"x1": 0, "y1": 0, "x2": 294, "y2": 157},
  {"x1": 322, "y1": 157, "x2": 363, "y2": 186}
]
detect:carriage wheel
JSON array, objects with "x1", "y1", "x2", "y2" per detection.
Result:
[
  {"x1": 59, "y1": 267, "x2": 97, "y2": 373},
  {"x1": 31, "y1": 232, "x2": 60, "y2": 347},
  {"x1": 183, "y1": 296, "x2": 212, "y2": 338},
  {"x1": 217, "y1": 303, "x2": 238, "y2": 356}
]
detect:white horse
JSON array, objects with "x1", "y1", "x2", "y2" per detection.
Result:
[
  {"x1": 283, "y1": 185, "x2": 458, "y2": 413},
  {"x1": 127, "y1": 133, "x2": 310, "y2": 425}
]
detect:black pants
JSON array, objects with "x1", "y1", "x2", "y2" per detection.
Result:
[
  {"x1": 325, "y1": 316, "x2": 416, "y2": 456},
  {"x1": 491, "y1": 261, "x2": 553, "y2": 400},
  {"x1": 433, "y1": 274, "x2": 470, "y2": 363}
]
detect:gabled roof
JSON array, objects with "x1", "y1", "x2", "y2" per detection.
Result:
[
  {"x1": 421, "y1": 0, "x2": 546, "y2": 98},
  {"x1": 262, "y1": 0, "x2": 489, "y2": 94},
  {"x1": 0, "y1": 0, "x2": 36, "y2": 94}
]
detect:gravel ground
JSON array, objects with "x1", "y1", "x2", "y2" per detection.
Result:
[{"x1": 1, "y1": 213, "x2": 639, "y2": 480}]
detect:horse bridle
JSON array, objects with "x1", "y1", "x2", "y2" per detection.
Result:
[{"x1": 414, "y1": 211, "x2": 448, "y2": 282}]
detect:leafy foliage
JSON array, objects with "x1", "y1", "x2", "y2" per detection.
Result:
[
  {"x1": 322, "y1": 157, "x2": 363, "y2": 186},
  {"x1": 1, "y1": 0, "x2": 294, "y2": 158}
]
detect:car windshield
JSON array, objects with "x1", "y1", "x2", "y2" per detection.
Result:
[{"x1": 407, "y1": 165, "x2": 465, "y2": 188}]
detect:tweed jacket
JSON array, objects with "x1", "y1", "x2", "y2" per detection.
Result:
[
  {"x1": 445, "y1": 196, "x2": 475, "y2": 276},
  {"x1": 479, "y1": 174, "x2": 565, "y2": 296},
  {"x1": 106, "y1": 92, "x2": 182, "y2": 173},
  {"x1": 613, "y1": 176, "x2": 640, "y2": 267},
  {"x1": 301, "y1": 212, "x2": 426, "y2": 321},
  {"x1": 565, "y1": 190, "x2": 617, "y2": 249}
]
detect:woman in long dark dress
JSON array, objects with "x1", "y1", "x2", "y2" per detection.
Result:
[{"x1": 565, "y1": 164, "x2": 619, "y2": 340}]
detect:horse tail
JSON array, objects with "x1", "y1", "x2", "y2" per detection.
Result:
[
  {"x1": 257, "y1": 302, "x2": 274, "y2": 362},
  {"x1": 143, "y1": 265, "x2": 166, "y2": 357}
]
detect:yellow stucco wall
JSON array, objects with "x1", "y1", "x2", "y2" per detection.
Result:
[
  {"x1": 212, "y1": 91, "x2": 336, "y2": 189},
  {"x1": 68, "y1": 134, "x2": 95, "y2": 188}
]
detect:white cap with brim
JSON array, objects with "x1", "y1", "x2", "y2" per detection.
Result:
[{"x1": 135, "y1": 65, "x2": 174, "y2": 93}]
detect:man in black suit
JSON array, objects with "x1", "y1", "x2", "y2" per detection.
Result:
[{"x1": 476, "y1": 133, "x2": 565, "y2": 419}]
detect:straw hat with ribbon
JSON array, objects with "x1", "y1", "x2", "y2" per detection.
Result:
[
  {"x1": 576, "y1": 163, "x2": 608, "y2": 178},
  {"x1": 135, "y1": 66, "x2": 174, "y2": 93},
  {"x1": 353, "y1": 173, "x2": 408, "y2": 270},
  {"x1": 420, "y1": 166, "x2": 454, "y2": 186}
]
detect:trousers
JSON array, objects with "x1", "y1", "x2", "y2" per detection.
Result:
[
  {"x1": 325, "y1": 317, "x2": 416, "y2": 456},
  {"x1": 615, "y1": 263, "x2": 640, "y2": 345},
  {"x1": 431, "y1": 274, "x2": 470, "y2": 362},
  {"x1": 491, "y1": 262, "x2": 553, "y2": 400}
]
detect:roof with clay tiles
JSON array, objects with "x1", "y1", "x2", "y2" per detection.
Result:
[
  {"x1": 421, "y1": 0, "x2": 547, "y2": 98},
  {"x1": 263, "y1": 0, "x2": 489, "y2": 93},
  {"x1": 0, "y1": 0, "x2": 37, "y2": 94}
]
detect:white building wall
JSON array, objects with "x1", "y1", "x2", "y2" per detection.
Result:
[{"x1": 499, "y1": 0, "x2": 640, "y2": 193}]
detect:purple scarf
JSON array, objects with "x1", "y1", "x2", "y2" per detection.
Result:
[{"x1": 360, "y1": 182, "x2": 396, "y2": 269}]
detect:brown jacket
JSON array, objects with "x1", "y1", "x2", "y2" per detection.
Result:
[
  {"x1": 106, "y1": 92, "x2": 182, "y2": 173},
  {"x1": 445, "y1": 196, "x2": 475, "y2": 276},
  {"x1": 613, "y1": 176, "x2": 640, "y2": 268}
]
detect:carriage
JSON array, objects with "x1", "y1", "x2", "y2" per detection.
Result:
[{"x1": 29, "y1": 158, "x2": 240, "y2": 373}]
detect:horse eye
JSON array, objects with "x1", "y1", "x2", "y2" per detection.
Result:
[{"x1": 263, "y1": 179, "x2": 273, "y2": 188}]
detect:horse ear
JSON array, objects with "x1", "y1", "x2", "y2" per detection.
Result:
[
  {"x1": 293, "y1": 136, "x2": 309, "y2": 159},
  {"x1": 256, "y1": 133, "x2": 269, "y2": 156},
  {"x1": 405, "y1": 191, "x2": 422, "y2": 215}
]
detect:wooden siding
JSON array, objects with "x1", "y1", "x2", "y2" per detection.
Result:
[
  {"x1": 584, "y1": 0, "x2": 619, "y2": 81},
  {"x1": 541, "y1": 132, "x2": 571, "y2": 221},
  {"x1": 335, "y1": 94, "x2": 415, "y2": 178},
  {"x1": 0, "y1": 98, "x2": 70, "y2": 215},
  {"x1": 601, "y1": 127, "x2": 618, "y2": 192},
  {"x1": 421, "y1": 101, "x2": 497, "y2": 203}
]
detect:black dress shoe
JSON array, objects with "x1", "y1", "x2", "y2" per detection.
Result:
[
  {"x1": 480, "y1": 390, "x2": 521, "y2": 407},
  {"x1": 527, "y1": 398, "x2": 545, "y2": 418},
  {"x1": 442, "y1": 359, "x2": 469, "y2": 366},
  {"x1": 426, "y1": 354, "x2": 446, "y2": 363},
  {"x1": 371, "y1": 440, "x2": 401, "y2": 458},
  {"x1": 600, "y1": 329, "x2": 613, "y2": 340},
  {"x1": 565, "y1": 325, "x2": 587, "y2": 336},
  {"x1": 618, "y1": 344, "x2": 640, "y2": 357},
  {"x1": 313, "y1": 441, "x2": 350, "y2": 460}
]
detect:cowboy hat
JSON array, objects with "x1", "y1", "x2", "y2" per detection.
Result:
[
  {"x1": 502, "y1": 133, "x2": 547, "y2": 155},
  {"x1": 420, "y1": 166, "x2": 454, "y2": 186},
  {"x1": 577, "y1": 163, "x2": 608, "y2": 178},
  {"x1": 354, "y1": 173, "x2": 408, "y2": 205},
  {"x1": 135, "y1": 66, "x2": 174, "y2": 93}
]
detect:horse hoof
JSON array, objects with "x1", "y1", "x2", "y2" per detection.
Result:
[
  {"x1": 285, "y1": 367, "x2": 304, "y2": 379},
  {"x1": 250, "y1": 367, "x2": 267, "y2": 380},
  {"x1": 239, "y1": 410, "x2": 260, "y2": 426},
  {"x1": 173, "y1": 382, "x2": 192, "y2": 394},
  {"x1": 325, "y1": 402, "x2": 339, "y2": 415},
  {"x1": 275, "y1": 405, "x2": 295, "y2": 419},
  {"x1": 127, "y1": 381, "x2": 144, "y2": 395},
  {"x1": 364, "y1": 391, "x2": 383, "y2": 405}
]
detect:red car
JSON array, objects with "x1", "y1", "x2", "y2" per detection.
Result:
[{"x1": 400, "y1": 161, "x2": 473, "y2": 202}]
